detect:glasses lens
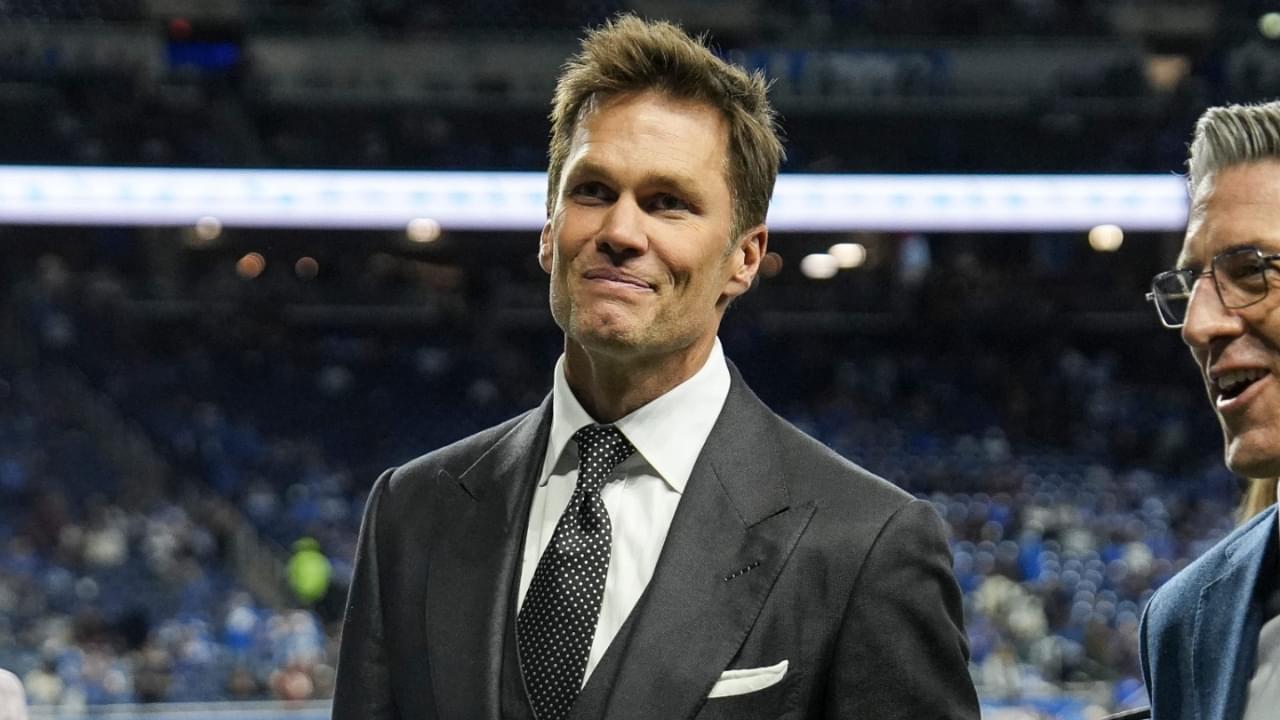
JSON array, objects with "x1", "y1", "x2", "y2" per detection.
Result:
[
  {"x1": 1214, "y1": 248, "x2": 1270, "y2": 308},
  {"x1": 1151, "y1": 271, "x2": 1193, "y2": 326}
]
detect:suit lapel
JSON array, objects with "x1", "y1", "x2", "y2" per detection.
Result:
[
  {"x1": 424, "y1": 396, "x2": 552, "y2": 720},
  {"x1": 1193, "y1": 507, "x2": 1277, "y2": 720},
  {"x1": 574, "y1": 372, "x2": 815, "y2": 720}
]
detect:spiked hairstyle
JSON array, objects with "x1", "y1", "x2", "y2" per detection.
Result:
[{"x1": 546, "y1": 15, "x2": 785, "y2": 241}]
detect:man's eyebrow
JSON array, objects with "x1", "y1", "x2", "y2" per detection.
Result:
[
  {"x1": 1176, "y1": 241, "x2": 1272, "y2": 271},
  {"x1": 564, "y1": 161, "x2": 706, "y2": 202},
  {"x1": 562, "y1": 160, "x2": 610, "y2": 185},
  {"x1": 646, "y1": 172, "x2": 706, "y2": 202}
]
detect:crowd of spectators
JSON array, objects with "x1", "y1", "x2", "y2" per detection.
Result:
[
  {"x1": 0, "y1": 366, "x2": 339, "y2": 708},
  {"x1": 0, "y1": 259, "x2": 341, "y2": 709}
]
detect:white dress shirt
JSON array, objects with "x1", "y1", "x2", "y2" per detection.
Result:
[
  {"x1": 516, "y1": 339, "x2": 731, "y2": 684},
  {"x1": 1243, "y1": 491, "x2": 1280, "y2": 720}
]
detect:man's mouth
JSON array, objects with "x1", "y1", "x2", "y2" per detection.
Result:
[
  {"x1": 583, "y1": 269, "x2": 652, "y2": 290},
  {"x1": 1215, "y1": 368, "x2": 1269, "y2": 401}
]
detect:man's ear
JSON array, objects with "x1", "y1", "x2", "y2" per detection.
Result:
[
  {"x1": 538, "y1": 221, "x2": 554, "y2": 274},
  {"x1": 722, "y1": 224, "x2": 767, "y2": 302}
]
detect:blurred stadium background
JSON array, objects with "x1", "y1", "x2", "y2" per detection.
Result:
[{"x1": 3, "y1": 0, "x2": 1279, "y2": 718}]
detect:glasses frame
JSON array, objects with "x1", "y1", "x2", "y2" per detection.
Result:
[{"x1": 1146, "y1": 247, "x2": 1280, "y2": 328}]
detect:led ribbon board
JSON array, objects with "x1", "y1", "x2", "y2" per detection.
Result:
[{"x1": 0, "y1": 167, "x2": 1188, "y2": 232}]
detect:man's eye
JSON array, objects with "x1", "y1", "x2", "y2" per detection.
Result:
[
  {"x1": 651, "y1": 194, "x2": 688, "y2": 212},
  {"x1": 571, "y1": 182, "x2": 611, "y2": 201}
]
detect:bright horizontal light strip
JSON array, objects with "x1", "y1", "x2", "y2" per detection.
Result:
[
  {"x1": 771, "y1": 174, "x2": 1187, "y2": 232},
  {"x1": 0, "y1": 167, "x2": 1188, "y2": 232},
  {"x1": 0, "y1": 167, "x2": 544, "y2": 231}
]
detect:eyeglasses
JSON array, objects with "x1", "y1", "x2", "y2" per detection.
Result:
[{"x1": 1147, "y1": 247, "x2": 1280, "y2": 328}]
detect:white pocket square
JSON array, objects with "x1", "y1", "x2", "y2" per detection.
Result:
[{"x1": 707, "y1": 659, "x2": 789, "y2": 699}]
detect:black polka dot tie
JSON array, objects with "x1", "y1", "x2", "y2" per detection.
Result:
[{"x1": 518, "y1": 424, "x2": 634, "y2": 720}]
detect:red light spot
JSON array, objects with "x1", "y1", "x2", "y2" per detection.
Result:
[{"x1": 168, "y1": 18, "x2": 192, "y2": 40}]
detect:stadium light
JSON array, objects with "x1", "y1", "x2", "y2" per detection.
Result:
[
  {"x1": 0, "y1": 166, "x2": 1189, "y2": 233},
  {"x1": 236, "y1": 252, "x2": 266, "y2": 279},
  {"x1": 1088, "y1": 224, "x2": 1125, "y2": 252},
  {"x1": 828, "y1": 242, "x2": 867, "y2": 269},
  {"x1": 194, "y1": 215, "x2": 222, "y2": 241},
  {"x1": 800, "y1": 253, "x2": 840, "y2": 279},
  {"x1": 1261, "y1": 12, "x2": 1280, "y2": 39},
  {"x1": 406, "y1": 217, "x2": 442, "y2": 243},
  {"x1": 295, "y1": 256, "x2": 320, "y2": 279}
]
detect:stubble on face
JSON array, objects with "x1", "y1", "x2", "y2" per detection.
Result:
[{"x1": 541, "y1": 91, "x2": 748, "y2": 366}]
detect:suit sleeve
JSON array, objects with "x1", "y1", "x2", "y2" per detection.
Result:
[
  {"x1": 1138, "y1": 598, "x2": 1154, "y2": 694},
  {"x1": 1137, "y1": 590, "x2": 1162, "y2": 716},
  {"x1": 332, "y1": 469, "x2": 399, "y2": 720},
  {"x1": 825, "y1": 498, "x2": 980, "y2": 719}
]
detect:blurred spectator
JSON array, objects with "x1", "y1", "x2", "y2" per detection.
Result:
[
  {"x1": 19, "y1": 661, "x2": 59, "y2": 707},
  {"x1": 0, "y1": 669, "x2": 29, "y2": 720},
  {"x1": 132, "y1": 640, "x2": 171, "y2": 704},
  {"x1": 286, "y1": 538, "x2": 331, "y2": 608}
]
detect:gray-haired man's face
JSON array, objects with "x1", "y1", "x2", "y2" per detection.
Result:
[{"x1": 1180, "y1": 159, "x2": 1280, "y2": 477}]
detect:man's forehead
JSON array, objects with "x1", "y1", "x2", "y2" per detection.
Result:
[
  {"x1": 1176, "y1": 161, "x2": 1280, "y2": 267},
  {"x1": 562, "y1": 92, "x2": 731, "y2": 184},
  {"x1": 571, "y1": 90, "x2": 727, "y2": 142},
  {"x1": 1176, "y1": 209, "x2": 1206, "y2": 268}
]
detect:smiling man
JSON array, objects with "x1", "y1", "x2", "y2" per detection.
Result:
[
  {"x1": 1142, "y1": 102, "x2": 1280, "y2": 720},
  {"x1": 332, "y1": 15, "x2": 978, "y2": 720}
]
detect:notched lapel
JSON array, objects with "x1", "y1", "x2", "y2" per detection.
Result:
[
  {"x1": 1192, "y1": 510, "x2": 1277, "y2": 720},
  {"x1": 579, "y1": 376, "x2": 815, "y2": 720},
  {"x1": 423, "y1": 398, "x2": 552, "y2": 720},
  {"x1": 585, "y1": 472, "x2": 814, "y2": 720}
]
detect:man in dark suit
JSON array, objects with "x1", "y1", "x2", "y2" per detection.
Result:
[
  {"x1": 1141, "y1": 101, "x2": 1280, "y2": 720},
  {"x1": 333, "y1": 15, "x2": 978, "y2": 720}
]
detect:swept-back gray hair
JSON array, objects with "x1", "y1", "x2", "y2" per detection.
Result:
[{"x1": 1188, "y1": 101, "x2": 1280, "y2": 202}]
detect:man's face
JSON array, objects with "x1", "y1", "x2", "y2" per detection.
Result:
[
  {"x1": 539, "y1": 90, "x2": 764, "y2": 363},
  {"x1": 1181, "y1": 159, "x2": 1280, "y2": 477}
]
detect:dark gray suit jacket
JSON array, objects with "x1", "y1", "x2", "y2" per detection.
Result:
[
  {"x1": 332, "y1": 367, "x2": 979, "y2": 719},
  {"x1": 1140, "y1": 505, "x2": 1278, "y2": 720}
]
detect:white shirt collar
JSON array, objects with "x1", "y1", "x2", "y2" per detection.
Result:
[{"x1": 541, "y1": 339, "x2": 732, "y2": 494}]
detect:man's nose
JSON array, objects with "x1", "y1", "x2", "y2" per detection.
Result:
[
  {"x1": 1182, "y1": 274, "x2": 1246, "y2": 349},
  {"x1": 594, "y1": 196, "x2": 648, "y2": 258}
]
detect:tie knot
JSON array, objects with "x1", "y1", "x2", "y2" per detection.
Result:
[{"x1": 572, "y1": 424, "x2": 634, "y2": 492}]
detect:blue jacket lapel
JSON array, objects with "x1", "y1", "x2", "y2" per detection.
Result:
[
  {"x1": 424, "y1": 396, "x2": 551, "y2": 720},
  {"x1": 1193, "y1": 508, "x2": 1277, "y2": 720}
]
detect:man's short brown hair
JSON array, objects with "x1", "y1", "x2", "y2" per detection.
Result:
[{"x1": 546, "y1": 14, "x2": 785, "y2": 240}]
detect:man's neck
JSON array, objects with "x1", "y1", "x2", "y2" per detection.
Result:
[{"x1": 562, "y1": 337, "x2": 715, "y2": 423}]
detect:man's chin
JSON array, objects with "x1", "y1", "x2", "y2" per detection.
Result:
[
  {"x1": 569, "y1": 321, "x2": 644, "y2": 356},
  {"x1": 1225, "y1": 438, "x2": 1280, "y2": 479}
]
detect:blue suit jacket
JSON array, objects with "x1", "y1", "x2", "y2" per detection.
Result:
[{"x1": 1139, "y1": 505, "x2": 1278, "y2": 720}]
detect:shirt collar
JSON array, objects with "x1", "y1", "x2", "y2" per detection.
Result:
[{"x1": 542, "y1": 339, "x2": 731, "y2": 494}]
